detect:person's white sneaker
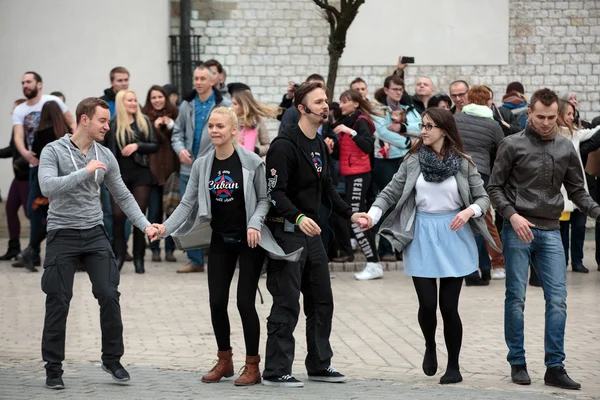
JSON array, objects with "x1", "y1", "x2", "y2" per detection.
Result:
[
  {"x1": 354, "y1": 263, "x2": 383, "y2": 281},
  {"x1": 491, "y1": 268, "x2": 506, "y2": 280},
  {"x1": 350, "y1": 238, "x2": 358, "y2": 250}
]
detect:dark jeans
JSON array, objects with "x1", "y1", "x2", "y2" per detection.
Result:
[
  {"x1": 372, "y1": 158, "x2": 402, "y2": 258},
  {"x1": 263, "y1": 223, "x2": 334, "y2": 378},
  {"x1": 207, "y1": 232, "x2": 265, "y2": 356},
  {"x1": 344, "y1": 173, "x2": 378, "y2": 263},
  {"x1": 148, "y1": 185, "x2": 175, "y2": 253},
  {"x1": 41, "y1": 226, "x2": 123, "y2": 377},
  {"x1": 27, "y1": 167, "x2": 44, "y2": 253},
  {"x1": 559, "y1": 209, "x2": 587, "y2": 266},
  {"x1": 6, "y1": 179, "x2": 29, "y2": 239}
]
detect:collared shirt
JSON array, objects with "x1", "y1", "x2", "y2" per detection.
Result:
[{"x1": 192, "y1": 92, "x2": 216, "y2": 157}]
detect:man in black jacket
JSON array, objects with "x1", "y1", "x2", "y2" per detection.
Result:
[
  {"x1": 99, "y1": 67, "x2": 129, "y2": 117},
  {"x1": 263, "y1": 82, "x2": 369, "y2": 387},
  {"x1": 488, "y1": 88, "x2": 600, "y2": 391}
]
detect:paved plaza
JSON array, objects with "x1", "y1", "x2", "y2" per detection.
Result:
[{"x1": 1, "y1": 240, "x2": 599, "y2": 399}]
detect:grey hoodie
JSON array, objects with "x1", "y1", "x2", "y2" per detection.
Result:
[{"x1": 38, "y1": 134, "x2": 151, "y2": 232}]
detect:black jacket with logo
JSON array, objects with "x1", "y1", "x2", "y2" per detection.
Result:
[{"x1": 266, "y1": 124, "x2": 352, "y2": 224}]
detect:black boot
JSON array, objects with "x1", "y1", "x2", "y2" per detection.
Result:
[
  {"x1": 0, "y1": 239, "x2": 21, "y2": 261},
  {"x1": 17, "y1": 246, "x2": 38, "y2": 272},
  {"x1": 134, "y1": 258, "x2": 145, "y2": 274},
  {"x1": 544, "y1": 367, "x2": 581, "y2": 390},
  {"x1": 133, "y1": 229, "x2": 146, "y2": 274}
]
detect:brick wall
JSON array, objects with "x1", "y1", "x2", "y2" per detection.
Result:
[{"x1": 171, "y1": 0, "x2": 600, "y2": 123}]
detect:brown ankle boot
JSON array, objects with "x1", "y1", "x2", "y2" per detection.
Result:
[
  {"x1": 201, "y1": 350, "x2": 234, "y2": 383},
  {"x1": 234, "y1": 355, "x2": 261, "y2": 386}
]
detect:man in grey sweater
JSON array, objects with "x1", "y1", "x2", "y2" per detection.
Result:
[{"x1": 38, "y1": 97, "x2": 158, "y2": 390}]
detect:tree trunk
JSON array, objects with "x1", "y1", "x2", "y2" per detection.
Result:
[{"x1": 326, "y1": 49, "x2": 340, "y2": 99}]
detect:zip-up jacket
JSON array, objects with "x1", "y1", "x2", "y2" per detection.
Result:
[
  {"x1": 488, "y1": 124, "x2": 600, "y2": 230},
  {"x1": 266, "y1": 124, "x2": 353, "y2": 224}
]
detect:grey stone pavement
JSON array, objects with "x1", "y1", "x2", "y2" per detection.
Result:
[{"x1": 1, "y1": 239, "x2": 600, "y2": 400}]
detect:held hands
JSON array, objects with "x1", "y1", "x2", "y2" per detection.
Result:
[
  {"x1": 298, "y1": 216, "x2": 321, "y2": 237},
  {"x1": 450, "y1": 208, "x2": 474, "y2": 231},
  {"x1": 147, "y1": 224, "x2": 166, "y2": 242},
  {"x1": 247, "y1": 228, "x2": 262, "y2": 248},
  {"x1": 509, "y1": 214, "x2": 535, "y2": 243},
  {"x1": 144, "y1": 225, "x2": 159, "y2": 242},
  {"x1": 86, "y1": 160, "x2": 107, "y2": 174},
  {"x1": 121, "y1": 143, "x2": 139, "y2": 157},
  {"x1": 351, "y1": 212, "x2": 372, "y2": 231},
  {"x1": 179, "y1": 149, "x2": 193, "y2": 165},
  {"x1": 154, "y1": 117, "x2": 164, "y2": 129}
]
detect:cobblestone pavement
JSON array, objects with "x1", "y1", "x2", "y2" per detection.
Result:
[{"x1": 1, "y1": 240, "x2": 600, "y2": 399}]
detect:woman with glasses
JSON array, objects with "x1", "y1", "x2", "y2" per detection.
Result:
[{"x1": 365, "y1": 108, "x2": 498, "y2": 385}]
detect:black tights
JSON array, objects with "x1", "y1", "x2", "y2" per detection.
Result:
[
  {"x1": 412, "y1": 277, "x2": 463, "y2": 370},
  {"x1": 208, "y1": 232, "x2": 265, "y2": 356},
  {"x1": 111, "y1": 185, "x2": 151, "y2": 258}
]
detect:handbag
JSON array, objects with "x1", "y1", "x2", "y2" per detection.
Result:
[
  {"x1": 162, "y1": 172, "x2": 180, "y2": 216},
  {"x1": 586, "y1": 148, "x2": 600, "y2": 177}
]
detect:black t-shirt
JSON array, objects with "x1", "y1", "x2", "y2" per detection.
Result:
[
  {"x1": 298, "y1": 132, "x2": 324, "y2": 178},
  {"x1": 208, "y1": 151, "x2": 247, "y2": 237}
]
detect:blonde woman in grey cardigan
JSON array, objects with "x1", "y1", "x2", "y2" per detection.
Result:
[{"x1": 152, "y1": 107, "x2": 300, "y2": 387}]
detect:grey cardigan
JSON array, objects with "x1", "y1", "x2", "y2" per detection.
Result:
[
  {"x1": 163, "y1": 146, "x2": 302, "y2": 261},
  {"x1": 372, "y1": 153, "x2": 500, "y2": 253}
]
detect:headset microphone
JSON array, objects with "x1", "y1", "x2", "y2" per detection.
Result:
[{"x1": 302, "y1": 104, "x2": 328, "y2": 120}]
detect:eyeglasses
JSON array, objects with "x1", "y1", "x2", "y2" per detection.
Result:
[
  {"x1": 388, "y1": 88, "x2": 404, "y2": 93},
  {"x1": 419, "y1": 123, "x2": 438, "y2": 131},
  {"x1": 450, "y1": 92, "x2": 467, "y2": 99}
]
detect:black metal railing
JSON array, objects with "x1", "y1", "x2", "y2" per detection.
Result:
[{"x1": 168, "y1": 34, "x2": 203, "y2": 96}]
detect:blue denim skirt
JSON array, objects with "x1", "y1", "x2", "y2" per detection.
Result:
[{"x1": 403, "y1": 210, "x2": 478, "y2": 278}]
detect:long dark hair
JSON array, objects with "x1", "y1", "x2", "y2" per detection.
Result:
[
  {"x1": 408, "y1": 108, "x2": 472, "y2": 162},
  {"x1": 36, "y1": 101, "x2": 70, "y2": 139},
  {"x1": 339, "y1": 90, "x2": 382, "y2": 122},
  {"x1": 142, "y1": 85, "x2": 179, "y2": 121}
]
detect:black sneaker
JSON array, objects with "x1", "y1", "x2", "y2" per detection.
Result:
[
  {"x1": 465, "y1": 276, "x2": 489, "y2": 286},
  {"x1": 102, "y1": 363, "x2": 131, "y2": 383},
  {"x1": 308, "y1": 366, "x2": 346, "y2": 383},
  {"x1": 262, "y1": 374, "x2": 304, "y2": 387},
  {"x1": 544, "y1": 366, "x2": 581, "y2": 390},
  {"x1": 511, "y1": 364, "x2": 531, "y2": 385},
  {"x1": 45, "y1": 375, "x2": 64, "y2": 390}
]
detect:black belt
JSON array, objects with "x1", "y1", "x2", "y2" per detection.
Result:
[{"x1": 266, "y1": 216, "x2": 285, "y2": 223}]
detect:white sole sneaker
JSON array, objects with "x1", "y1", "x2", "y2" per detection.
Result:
[
  {"x1": 491, "y1": 268, "x2": 506, "y2": 280},
  {"x1": 262, "y1": 379, "x2": 304, "y2": 387},
  {"x1": 307, "y1": 375, "x2": 347, "y2": 383}
]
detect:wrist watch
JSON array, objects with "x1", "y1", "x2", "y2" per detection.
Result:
[{"x1": 350, "y1": 130, "x2": 357, "y2": 137}]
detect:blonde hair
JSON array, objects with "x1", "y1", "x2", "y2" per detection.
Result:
[
  {"x1": 114, "y1": 90, "x2": 150, "y2": 149},
  {"x1": 209, "y1": 107, "x2": 239, "y2": 144},
  {"x1": 232, "y1": 90, "x2": 277, "y2": 128}
]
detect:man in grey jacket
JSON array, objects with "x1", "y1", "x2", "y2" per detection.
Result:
[
  {"x1": 171, "y1": 64, "x2": 231, "y2": 273},
  {"x1": 488, "y1": 88, "x2": 600, "y2": 390},
  {"x1": 38, "y1": 97, "x2": 157, "y2": 390}
]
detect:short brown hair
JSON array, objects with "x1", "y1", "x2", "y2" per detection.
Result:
[
  {"x1": 110, "y1": 66, "x2": 129, "y2": 82},
  {"x1": 530, "y1": 88, "x2": 559, "y2": 111},
  {"x1": 384, "y1": 75, "x2": 404, "y2": 89},
  {"x1": 467, "y1": 85, "x2": 491, "y2": 106},
  {"x1": 203, "y1": 59, "x2": 223, "y2": 74},
  {"x1": 294, "y1": 82, "x2": 325, "y2": 109},
  {"x1": 76, "y1": 97, "x2": 109, "y2": 123},
  {"x1": 350, "y1": 77, "x2": 367, "y2": 88}
]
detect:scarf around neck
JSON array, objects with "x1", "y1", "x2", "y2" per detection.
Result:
[
  {"x1": 418, "y1": 146, "x2": 461, "y2": 183},
  {"x1": 526, "y1": 119, "x2": 558, "y2": 141}
]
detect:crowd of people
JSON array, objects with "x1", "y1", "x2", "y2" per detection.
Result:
[{"x1": 2, "y1": 55, "x2": 600, "y2": 391}]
